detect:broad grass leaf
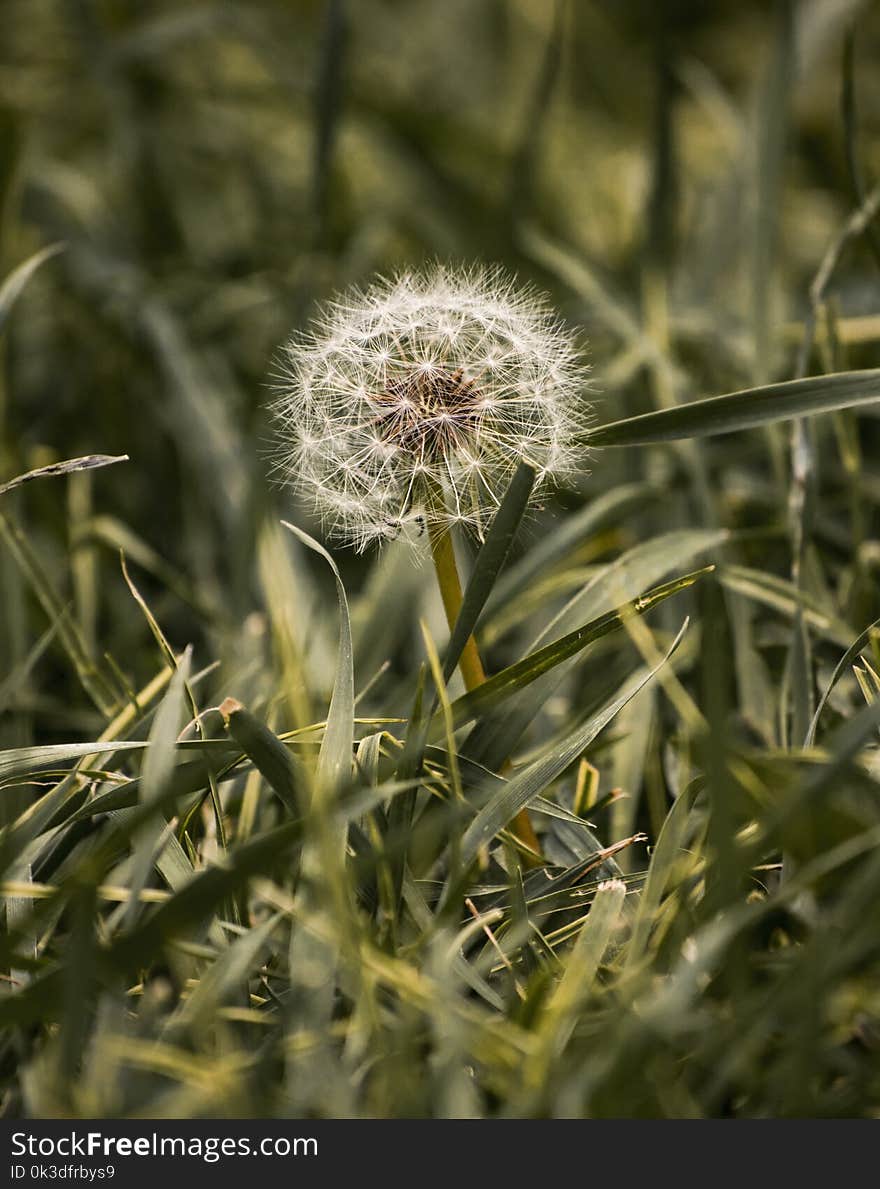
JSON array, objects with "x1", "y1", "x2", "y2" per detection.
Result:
[
  {"x1": 282, "y1": 521, "x2": 354, "y2": 800},
  {"x1": 591, "y1": 369, "x2": 880, "y2": 446},
  {"x1": 221, "y1": 700, "x2": 301, "y2": 816},
  {"x1": 466, "y1": 531, "x2": 724, "y2": 771},
  {"x1": 460, "y1": 622, "x2": 688, "y2": 865},
  {"x1": 446, "y1": 567, "x2": 709, "y2": 731},
  {"x1": 484, "y1": 481, "x2": 653, "y2": 621},
  {"x1": 443, "y1": 460, "x2": 535, "y2": 683},
  {"x1": 0, "y1": 741, "x2": 145, "y2": 784}
]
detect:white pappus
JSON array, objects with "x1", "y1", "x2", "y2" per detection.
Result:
[{"x1": 270, "y1": 264, "x2": 592, "y2": 551}]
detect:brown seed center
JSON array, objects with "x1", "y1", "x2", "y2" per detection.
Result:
[{"x1": 372, "y1": 367, "x2": 484, "y2": 456}]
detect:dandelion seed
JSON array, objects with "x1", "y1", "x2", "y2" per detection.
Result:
[{"x1": 270, "y1": 263, "x2": 593, "y2": 551}]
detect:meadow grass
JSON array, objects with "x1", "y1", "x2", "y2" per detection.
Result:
[{"x1": 1, "y1": 0, "x2": 880, "y2": 1118}]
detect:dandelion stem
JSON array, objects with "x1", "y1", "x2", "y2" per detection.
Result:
[
  {"x1": 426, "y1": 516, "x2": 541, "y2": 860},
  {"x1": 427, "y1": 520, "x2": 487, "y2": 692}
]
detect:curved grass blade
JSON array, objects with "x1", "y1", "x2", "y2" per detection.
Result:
[
  {"x1": 0, "y1": 242, "x2": 65, "y2": 335},
  {"x1": 539, "y1": 529, "x2": 726, "y2": 650},
  {"x1": 103, "y1": 819, "x2": 305, "y2": 980},
  {"x1": 0, "y1": 510, "x2": 120, "y2": 715},
  {"x1": 123, "y1": 648, "x2": 191, "y2": 928},
  {"x1": 718, "y1": 564, "x2": 853, "y2": 647},
  {"x1": 282, "y1": 521, "x2": 353, "y2": 799},
  {"x1": 220, "y1": 698, "x2": 301, "y2": 817},
  {"x1": 281, "y1": 523, "x2": 357, "y2": 1073},
  {"x1": 0, "y1": 740, "x2": 146, "y2": 784},
  {"x1": 0, "y1": 454, "x2": 128, "y2": 499},
  {"x1": 120, "y1": 555, "x2": 226, "y2": 852},
  {"x1": 0, "y1": 619, "x2": 63, "y2": 714},
  {"x1": 625, "y1": 777, "x2": 704, "y2": 968},
  {"x1": 805, "y1": 615, "x2": 880, "y2": 746},
  {"x1": 168, "y1": 913, "x2": 282, "y2": 1036},
  {"x1": 461, "y1": 621, "x2": 688, "y2": 865},
  {"x1": 65, "y1": 760, "x2": 214, "y2": 824},
  {"x1": 466, "y1": 530, "x2": 724, "y2": 771},
  {"x1": 591, "y1": 368, "x2": 880, "y2": 446},
  {"x1": 483, "y1": 480, "x2": 653, "y2": 620},
  {"x1": 443, "y1": 461, "x2": 535, "y2": 684},
  {"x1": 446, "y1": 567, "x2": 711, "y2": 730}
]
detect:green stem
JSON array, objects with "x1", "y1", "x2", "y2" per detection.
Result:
[{"x1": 427, "y1": 517, "x2": 487, "y2": 693}]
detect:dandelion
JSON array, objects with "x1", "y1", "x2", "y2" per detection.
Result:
[
  {"x1": 271, "y1": 263, "x2": 592, "y2": 552},
  {"x1": 272, "y1": 264, "x2": 593, "y2": 857}
]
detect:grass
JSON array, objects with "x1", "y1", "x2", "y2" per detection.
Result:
[{"x1": 1, "y1": 0, "x2": 880, "y2": 1118}]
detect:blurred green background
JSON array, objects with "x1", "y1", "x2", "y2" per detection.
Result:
[
  {"x1": 5, "y1": 0, "x2": 880, "y2": 864},
  {"x1": 4, "y1": 1, "x2": 880, "y2": 690},
  {"x1": 5, "y1": 0, "x2": 880, "y2": 1119}
]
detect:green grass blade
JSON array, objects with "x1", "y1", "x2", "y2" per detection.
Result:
[
  {"x1": 805, "y1": 616, "x2": 880, "y2": 746},
  {"x1": 104, "y1": 819, "x2": 304, "y2": 979},
  {"x1": 626, "y1": 778, "x2": 703, "y2": 967},
  {"x1": 446, "y1": 567, "x2": 711, "y2": 730},
  {"x1": 0, "y1": 740, "x2": 146, "y2": 783},
  {"x1": 718, "y1": 563, "x2": 853, "y2": 646},
  {"x1": 170, "y1": 913, "x2": 281, "y2": 1036},
  {"x1": 484, "y1": 481, "x2": 653, "y2": 619},
  {"x1": 123, "y1": 648, "x2": 191, "y2": 928},
  {"x1": 443, "y1": 461, "x2": 535, "y2": 683},
  {"x1": 65, "y1": 761, "x2": 213, "y2": 824},
  {"x1": 535, "y1": 877, "x2": 626, "y2": 1054},
  {"x1": 591, "y1": 369, "x2": 880, "y2": 446},
  {"x1": 461, "y1": 621, "x2": 688, "y2": 865},
  {"x1": 0, "y1": 510, "x2": 120, "y2": 715},
  {"x1": 466, "y1": 530, "x2": 723, "y2": 771},
  {"x1": 282, "y1": 521, "x2": 353, "y2": 799},
  {"x1": 221, "y1": 698, "x2": 301, "y2": 817},
  {"x1": 0, "y1": 242, "x2": 65, "y2": 335}
]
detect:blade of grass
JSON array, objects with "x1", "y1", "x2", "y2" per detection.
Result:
[
  {"x1": 805, "y1": 615, "x2": 880, "y2": 745},
  {"x1": 443, "y1": 461, "x2": 535, "y2": 684},
  {"x1": 591, "y1": 368, "x2": 880, "y2": 446},
  {"x1": 484, "y1": 480, "x2": 652, "y2": 620},
  {"x1": 0, "y1": 454, "x2": 128, "y2": 499},
  {"x1": 220, "y1": 698, "x2": 301, "y2": 817},
  {"x1": 446, "y1": 567, "x2": 710, "y2": 731},
  {"x1": 123, "y1": 648, "x2": 191, "y2": 929},
  {"x1": 626, "y1": 778, "x2": 703, "y2": 968},
  {"x1": 0, "y1": 242, "x2": 65, "y2": 335},
  {"x1": 0, "y1": 510, "x2": 119, "y2": 715},
  {"x1": 461, "y1": 622, "x2": 688, "y2": 865},
  {"x1": 466, "y1": 530, "x2": 723, "y2": 771},
  {"x1": 282, "y1": 521, "x2": 353, "y2": 801}
]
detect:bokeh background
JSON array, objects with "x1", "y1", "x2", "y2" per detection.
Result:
[
  {"x1": 3, "y1": 0, "x2": 880, "y2": 777},
  {"x1": 4, "y1": 0, "x2": 880, "y2": 1120},
  {"x1": 4, "y1": 0, "x2": 880, "y2": 808}
]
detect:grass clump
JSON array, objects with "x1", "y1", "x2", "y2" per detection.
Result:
[{"x1": 2, "y1": 0, "x2": 880, "y2": 1119}]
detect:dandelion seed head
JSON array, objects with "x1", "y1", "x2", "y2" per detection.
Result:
[{"x1": 271, "y1": 264, "x2": 593, "y2": 550}]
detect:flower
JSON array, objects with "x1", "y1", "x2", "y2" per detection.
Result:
[{"x1": 271, "y1": 264, "x2": 591, "y2": 550}]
